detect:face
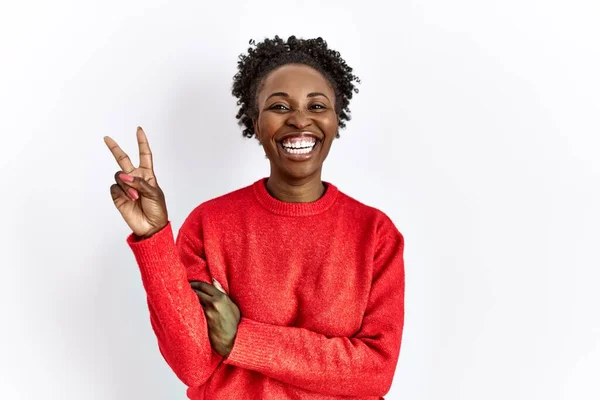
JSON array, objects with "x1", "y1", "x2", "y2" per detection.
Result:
[{"x1": 253, "y1": 64, "x2": 338, "y2": 181}]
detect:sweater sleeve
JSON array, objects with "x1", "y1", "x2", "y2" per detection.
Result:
[
  {"x1": 222, "y1": 224, "x2": 405, "y2": 397},
  {"x1": 127, "y1": 219, "x2": 223, "y2": 388}
]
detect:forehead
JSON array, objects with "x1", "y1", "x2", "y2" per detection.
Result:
[{"x1": 258, "y1": 64, "x2": 334, "y2": 100}]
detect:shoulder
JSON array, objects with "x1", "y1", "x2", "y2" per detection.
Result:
[
  {"x1": 181, "y1": 182, "x2": 255, "y2": 226},
  {"x1": 336, "y1": 187, "x2": 404, "y2": 241}
]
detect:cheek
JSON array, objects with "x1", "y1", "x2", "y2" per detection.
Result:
[
  {"x1": 258, "y1": 114, "x2": 283, "y2": 140},
  {"x1": 319, "y1": 112, "x2": 339, "y2": 135}
]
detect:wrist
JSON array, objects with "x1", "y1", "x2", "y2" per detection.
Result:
[
  {"x1": 222, "y1": 344, "x2": 233, "y2": 358},
  {"x1": 136, "y1": 223, "x2": 168, "y2": 241}
]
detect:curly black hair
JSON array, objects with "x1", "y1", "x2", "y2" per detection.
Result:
[{"x1": 232, "y1": 35, "x2": 360, "y2": 139}]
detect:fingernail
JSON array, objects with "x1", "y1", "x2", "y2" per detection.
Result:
[
  {"x1": 128, "y1": 188, "x2": 139, "y2": 200},
  {"x1": 120, "y1": 173, "x2": 134, "y2": 182},
  {"x1": 137, "y1": 126, "x2": 143, "y2": 131}
]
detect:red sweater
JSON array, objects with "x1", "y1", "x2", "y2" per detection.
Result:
[{"x1": 127, "y1": 178, "x2": 405, "y2": 399}]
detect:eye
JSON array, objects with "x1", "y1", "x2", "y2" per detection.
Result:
[
  {"x1": 310, "y1": 104, "x2": 327, "y2": 110},
  {"x1": 269, "y1": 104, "x2": 289, "y2": 111}
]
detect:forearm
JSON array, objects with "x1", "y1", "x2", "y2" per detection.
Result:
[
  {"x1": 128, "y1": 223, "x2": 222, "y2": 387},
  {"x1": 223, "y1": 228, "x2": 405, "y2": 396},
  {"x1": 223, "y1": 317, "x2": 402, "y2": 397}
]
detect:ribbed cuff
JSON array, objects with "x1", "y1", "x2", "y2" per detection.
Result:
[
  {"x1": 223, "y1": 317, "x2": 278, "y2": 369},
  {"x1": 126, "y1": 222, "x2": 187, "y2": 287}
]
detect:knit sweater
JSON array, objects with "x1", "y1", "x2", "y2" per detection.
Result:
[{"x1": 127, "y1": 177, "x2": 405, "y2": 400}]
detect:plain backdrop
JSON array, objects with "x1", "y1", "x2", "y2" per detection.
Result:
[{"x1": 1, "y1": 0, "x2": 599, "y2": 399}]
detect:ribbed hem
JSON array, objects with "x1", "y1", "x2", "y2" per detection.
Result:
[
  {"x1": 223, "y1": 317, "x2": 278, "y2": 369},
  {"x1": 252, "y1": 177, "x2": 339, "y2": 216},
  {"x1": 126, "y1": 222, "x2": 187, "y2": 287}
]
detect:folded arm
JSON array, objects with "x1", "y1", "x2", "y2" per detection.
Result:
[
  {"x1": 128, "y1": 218, "x2": 223, "y2": 388},
  {"x1": 223, "y1": 229, "x2": 405, "y2": 397}
]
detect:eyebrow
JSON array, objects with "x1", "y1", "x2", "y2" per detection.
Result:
[{"x1": 266, "y1": 92, "x2": 330, "y2": 101}]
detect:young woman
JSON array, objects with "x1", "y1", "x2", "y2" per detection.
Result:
[{"x1": 104, "y1": 35, "x2": 405, "y2": 400}]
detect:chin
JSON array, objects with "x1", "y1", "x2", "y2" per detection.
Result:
[{"x1": 280, "y1": 163, "x2": 322, "y2": 180}]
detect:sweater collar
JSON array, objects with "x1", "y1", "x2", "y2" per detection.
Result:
[{"x1": 252, "y1": 177, "x2": 339, "y2": 217}]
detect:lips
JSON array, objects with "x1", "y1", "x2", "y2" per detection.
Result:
[
  {"x1": 278, "y1": 131, "x2": 321, "y2": 142},
  {"x1": 274, "y1": 131, "x2": 323, "y2": 160},
  {"x1": 277, "y1": 137, "x2": 321, "y2": 160},
  {"x1": 282, "y1": 136, "x2": 316, "y2": 148}
]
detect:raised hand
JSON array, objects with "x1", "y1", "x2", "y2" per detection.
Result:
[{"x1": 104, "y1": 127, "x2": 168, "y2": 238}]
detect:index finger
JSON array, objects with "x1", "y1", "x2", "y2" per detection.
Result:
[
  {"x1": 103, "y1": 135, "x2": 135, "y2": 173},
  {"x1": 190, "y1": 281, "x2": 221, "y2": 296},
  {"x1": 136, "y1": 126, "x2": 154, "y2": 171}
]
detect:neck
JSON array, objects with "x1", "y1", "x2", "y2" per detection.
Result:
[{"x1": 266, "y1": 169, "x2": 325, "y2": 203}]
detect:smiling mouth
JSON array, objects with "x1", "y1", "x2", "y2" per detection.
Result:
[
  {"x1": 281, "y1": 142, "x2": 318, "y2": 154},
  {"x1": 279, "y1": 136, "x2": 321, "y2": 156}
]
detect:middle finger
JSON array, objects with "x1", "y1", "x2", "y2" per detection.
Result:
[
  {"x1": 104, "y1": 136, "x2": 135, "y2": 173},
  {"x1": 193, "y1": 288, "x2": 212, "y2": 306}
]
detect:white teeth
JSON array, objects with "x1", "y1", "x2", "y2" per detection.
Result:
[
  {"x1": 282, "y1": 138, "x2": 316, "y2": 148},
  {"x1": 281, "y1": 137, "x2": 317, "y2": 155},
  {"x1": 282, "y1": 141, "x2": 316, "y2": 154},
  {"x1": 284, "y1": 146, "x2": 313, "y2": 154}
]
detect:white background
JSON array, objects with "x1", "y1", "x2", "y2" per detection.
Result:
[{"x1": 1, "y1": 0, "x2": 599, "y2": 399}]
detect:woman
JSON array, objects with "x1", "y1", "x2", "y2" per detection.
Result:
[{"x1": 104, "y1": 36, "x2": 405, "y2": 400}]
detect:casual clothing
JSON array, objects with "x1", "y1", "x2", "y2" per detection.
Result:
[{"x1": 127, "y1": 177, "x2": 405, "y2": 399}]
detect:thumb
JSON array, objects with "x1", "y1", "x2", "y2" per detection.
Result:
[{"x1": 212, "y1": 278, "x2": 227, "y2": 294}]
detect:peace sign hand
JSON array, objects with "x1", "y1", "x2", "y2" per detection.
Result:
[{"x1": 104, "y1": 127, "x2": 169, "y2": 239}]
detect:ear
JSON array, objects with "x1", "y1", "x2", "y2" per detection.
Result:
[{"x1": 253, "y1": 118, "x2": 261, "y2": 144}]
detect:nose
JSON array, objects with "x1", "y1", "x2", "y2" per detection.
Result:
[{"x1": 286, "y1": 109, "x2": 312, "y2": 129}]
